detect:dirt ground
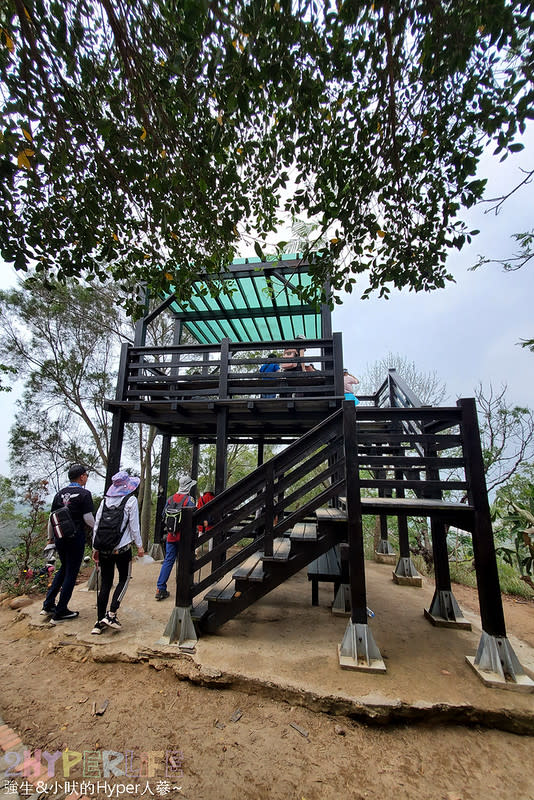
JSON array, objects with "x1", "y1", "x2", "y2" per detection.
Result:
[{"x1": 1, "y1": 580, "x2": 534, "y2": 800}]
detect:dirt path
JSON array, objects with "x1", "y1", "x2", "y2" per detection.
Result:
[{"x1": 1, "y1": 589, "x2": 534, "y2": 800}]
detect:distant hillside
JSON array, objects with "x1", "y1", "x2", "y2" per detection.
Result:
[{"x1": 0, "y1": 519, "x2": 20, "y2": 551}]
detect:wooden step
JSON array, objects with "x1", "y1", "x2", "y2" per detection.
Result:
[
  {"x1": 204, "y1": 575, "x2": 237, "y2": 602},
  {"x1": 262, "y1": 536, "x2": 291, "y2": 562},
  {"x1": 315, "y1": 507, "x2": 347, "y2": 521},
  {"x1": 290, "y1": 520, "x2": 318, "y2": 541},
  {"x1": 360, "y1": 496, "x2": 474, "y2": 520},
  {"x1": 232, "y1": 552, "x2": 265, "y2": 582},
  {"x1": 339, "y1": 495, "x2": 473, "y2": 516},
  {"x1": 191, "y1": 599, "x2": 209, "y2": 622}
]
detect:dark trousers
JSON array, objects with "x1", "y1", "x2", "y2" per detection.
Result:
[
  {"x1": 97, "y1": 550, "x2": 132, "y2": 621},
  {"x1": 44, "y1": 534, "x2": 85, "y2": 613}
]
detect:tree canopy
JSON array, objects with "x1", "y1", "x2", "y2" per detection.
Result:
[{"x1": 1, "y1": 0, "x2": 533, "y2": 312}]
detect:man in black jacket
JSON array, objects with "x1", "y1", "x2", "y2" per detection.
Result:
[{"x1": 41, "y1": 464, "x2": 95, "y2": 622}]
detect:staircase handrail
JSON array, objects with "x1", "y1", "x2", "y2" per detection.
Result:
[{"x1": 177, "y1": 408, "x2": 345, "y2": 605}]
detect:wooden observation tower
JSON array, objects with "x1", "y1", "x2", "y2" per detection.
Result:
[{"x1": 103, "y1": 256, "x2": 533, "y2": 690}]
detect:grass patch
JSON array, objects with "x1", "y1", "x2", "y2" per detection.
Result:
[{"x1": 449, "y1": 559, "x2": 534, "y2": 599}]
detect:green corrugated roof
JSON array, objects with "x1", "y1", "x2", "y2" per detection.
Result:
[{"x1": 166, "y1": 255, "x2": 324, "y2": 344}]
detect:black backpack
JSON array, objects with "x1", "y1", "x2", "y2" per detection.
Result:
[
  {"x1": 164, "y1": 493, "x2": 189, "y2": 536},
  {"x1": 50, "y1": 505, "x2": 76, "y2": 539},
  {"x1": 93, "y1": 495, "x2": 129, "y2": 552}
]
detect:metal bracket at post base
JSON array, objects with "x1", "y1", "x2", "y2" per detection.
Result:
[
  {"x1": 332, "y1": 584, "x2": 351, "y2": 616},
  {"x1": 393, "y1": 557, "x2": 423, "y2": 587},
  {"x1": 424, "y1": 589, "x2": 472, "y2": 630},
  {"x1": 148, "y1": 542, "x2": 164, "y2": 560},
  {"x1": 338, "y1": 621, "x2": 386, "y2": 672},
  {"x1": 466, "y1": 632, "x2": 534, "y2": 692},
  {"x1": 157, "y1": 606, "x2": 198, "y2": 651},
  {"x1": 376, "y1": 538, "x2": 396, "y2": 555},
  {"x1": 375, "y1": 539, "x2": 396, "y2": 564},
  {"x1": 86, "y1": 566, "x2": 98, "y2": 591}
]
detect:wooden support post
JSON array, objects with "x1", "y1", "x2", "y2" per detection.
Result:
[
  {"x1": 339, "y1": 401, "x2": 385, "y2": 671},
  {"x1": 158, "y1": 508, "x2": 197, "y2": 649},
  {"x1": 393, "y1": 471, "x2": 423, "y2": 585},
  {"x1": 458, "y1": 399, "x2": 533, "y2": 688},
  {"x1": 332, "y1": 332, "x2": 344, "y2": 397},
  {"x1": 214, "y1": 409, "x2": 228, "y2": 496},
  {"x1": 219, "y1": 337, "x2": 229, "y2": 400},
  {"x1": 105, "y1": 341, "x2": 131, "y2": 488},
  {"x1": 459, "y1": 399, "x2": 507, "y2": 637},
  {"x1": 424, "y1": 431, "x2": 470, "y2": 628},
  {"x1": 154, "y1": 435, "x2": 171, "y2": 546},
  {"x1": 105, "y1": 410, "x2": 125, "y2": 490},
  {"x1": 213, "y1": 358, "x2": 229, "y2": 566},
  {"x1": 343, "y1": 401, "x2": 367, "y2": 626},
  {"x1": 175, "y1": 509, "x2": 195, "y2": 608},
  {"x1": 375, "y1": 469, "x2": 396, "y2": 561},
  {"x1": 320, "y1": 279, "x2": 332, "y2": 338},
  {"x1": 214, "y1": 337, "x2": 230, "y2": 497}
]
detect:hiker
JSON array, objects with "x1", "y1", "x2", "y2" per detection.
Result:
[
  {"x1": 259, "y1": 352, "x2": 280, "y2": 398},
  {"x1": 197, "y1": 489, "x2": 215, "y2": 535},
  {"x1": 41, "y1": 464, "x2": 95, "y2": 622},
  {"x1": 91, "y1": 471, "x2": 144, "y2": 634},
  {"x1": 155, "y1": 474, "x2": 196, "y2": 601},
  {"x1": 282, "y1": 335, "x2": 307, "y2": 396},
  {"x1": 281, "y1": 335, "x2": 306, "y2": 372},
  {"x1": 343, "y1": 367, "x2": 360, "y2": 405}
]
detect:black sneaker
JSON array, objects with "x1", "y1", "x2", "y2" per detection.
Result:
[
  {"x1": 40, "y1": 605, "x2": 57, "y2": 616},
  {"x1": 102, "y1": 612, "x2": 121, "y2": 630},
  {"x1": 91, "y1": 621, "x2": 106, "y2": 635},
  {"x1": 52, "y1": 609, "x2": 79, "y2": 622},
  {"x1": 155, "y1": 589, "x2": 170, "y2": 601}
]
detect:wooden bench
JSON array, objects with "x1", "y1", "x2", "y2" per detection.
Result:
[{"x1": 307, "y1": 545, "x2": 343, "y2": 606}]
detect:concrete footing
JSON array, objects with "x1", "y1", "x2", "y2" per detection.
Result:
[
  {"x1": 157, "y1": 606, "x2": 198, "y2": 651},
  {"x1": 375, "y1": 552, "x2": 397, "y2": 565},
  {"x1": 393, "y1": 556, "x2": 423, "y2": 587},
  {"x1": 338, "y1": 621, "x2": 386, "y2": 672},
  {"x1": 466, "y1": 632, "x2": 534, "y2": 693},
  {"x1": 424, "y1": 589, "x2": 472, "y2": 630}
]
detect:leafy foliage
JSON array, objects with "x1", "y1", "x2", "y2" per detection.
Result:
[
  {"x1": 493, "y1": 462, "x2": 534, "y2": 586},
  {"x1": 0, "y1": 278, "x2": 124, "y2": 484},
  {"x1": 0, "y1": 363, "x2": 16, "y2": 392},
  {"x1": 1, "y1": 1, "x2": 533, "y2": 310},
  {"x1": 0, "y1": 477, "x2": 50, "y2": 596}
]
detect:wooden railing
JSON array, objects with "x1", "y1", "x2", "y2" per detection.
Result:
[
  {"x1": 173, "y1": 408, "x2": 345, "y2": 607},
  {"x1": 171, "y1": 398, "x2": 490, "y2": 613},
  {"x1": 119, "y1": 335, "x2": 343, "y2": 403},
  {"x1": 350, "y1": 405, "x2": 467, "y2": 499}
]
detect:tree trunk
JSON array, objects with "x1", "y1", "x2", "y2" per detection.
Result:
[
  {"x1": 373, "y1": 515, "x2": 381, "y2": 552},
  {"x1": 139, "y1": 425, "x2": 157, "y2": 549}
]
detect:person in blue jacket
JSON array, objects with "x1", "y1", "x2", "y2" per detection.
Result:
[{"x1": 259, "y1": 352, "x2": 280, "y2": 398}]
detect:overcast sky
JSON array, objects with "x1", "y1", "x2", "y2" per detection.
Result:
[
  {"x1": 332, "y1": 144, "x2": 533, "y2": 406},
  {"x1": 0, "y1": 136, "x2": 532, "y2": 477}
]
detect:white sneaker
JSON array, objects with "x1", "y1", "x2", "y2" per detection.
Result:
[
  {"x1": 91, "y1": 621, "x2": 106, "y2": 635},
  {"x1": 103, "y1": 612, "x2": 121, "y2": 630}
]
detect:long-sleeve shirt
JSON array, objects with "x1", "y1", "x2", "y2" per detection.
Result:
[
  {"x1": 343, "y1": 372, "x2": 359, "y2": 393},
  {"x1": 92, "y1": 494, "x2": 142, "y2": 550}
]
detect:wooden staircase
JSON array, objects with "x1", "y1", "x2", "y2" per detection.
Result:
[
  {"x1": 193, "y1": 509, "x2": 347, "y2": 633},
  {"x1": 164, "y1": 385, "x2": 532, "y2": 685}
]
